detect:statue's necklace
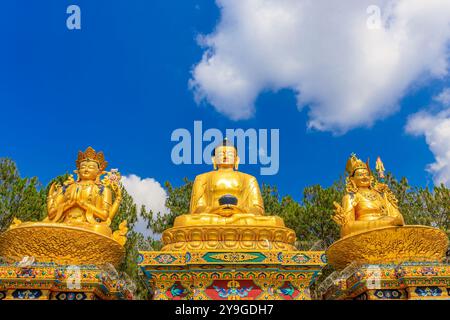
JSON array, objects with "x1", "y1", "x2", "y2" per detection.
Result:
[{"x1": 359, "y1": 190, "x2": 379, "y2": 201}]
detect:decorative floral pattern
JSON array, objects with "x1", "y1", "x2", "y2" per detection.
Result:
[
  {"x1": 154, "y1": 254, "x2": 177, "y2": 264},
  {"x1": 415, "y1": 287, "x2": 442, "y2": 297}
]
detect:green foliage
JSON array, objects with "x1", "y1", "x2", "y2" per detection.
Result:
[
  {"x1": 112, "y1": 190, "x2": 155, "y2": 300},
  {"x1": 0, "y1": 158, "x2": 46, "y2": 230},
  {"x1": 262, "y1": 181, "x2": 344, "y2": 249},
  {"x1": 147, "y1": 178, "x2": 193, "y2": 233},
  {"x1": 384, "y1": 173, "x2": 450, "y2": 236}
]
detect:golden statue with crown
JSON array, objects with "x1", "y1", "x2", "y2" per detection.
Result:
[
  {"x1": 326, "y1": 154, "x2": 448, "y2": 270},
  {"x1": 332, "y1": 154, "x2": 405, "y2": 237},
  {"x1": 0, "y1": 147, "x2": 127, "y2": 267}
]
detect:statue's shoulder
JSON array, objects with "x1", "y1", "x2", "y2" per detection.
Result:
[
  {"x1": 194, "y1": 172, "x2": 211, "y2": 183},
  {"x1": 61, "y1": 181, "x2": 76, "y2": 193},
  {"x1": 236, "y1": 171, "x2": 258, "y2": 183},
  {"x1": 342, "y1": 192, "x2": 357, "y2": 203},
  {"x1": 96, "y1": 181, "x2": 115, "y2": 196}
]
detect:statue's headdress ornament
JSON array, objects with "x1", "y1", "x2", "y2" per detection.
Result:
[
  {"x1": 345, "y1": 153, "x2": 368, "y2": 176},
  {"x1": 76, "y1": 146, "x2": 108, "y2": 171}
]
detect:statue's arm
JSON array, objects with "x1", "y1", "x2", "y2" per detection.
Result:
[
  {"x1": 339, "y1": 194, "x2": 361, "y2": 236},
  {"x1": 46, "y1": 183, "x2": 58, "y2": 219},
  {"x1": 81, "y1": 187, "x2": 111, "y2": 222},
  {"x1": 109, "y1": 186, "x2": 122, "y2": 221},
  {"x1": 245, "y1": 177, "x2": 264, "y2": 215},
  {"x1": 384, "y1": 194, "x2": 405, "y2": 225},
  {"x1": 190, "y1": 175, "x2": 209, "y2": 214},
  {"x1": 47, "y1": 183, "x2": 67, "y2": 220},
  {"x1": 341, "y1": 194, "x2": 356, "y2": 222}
]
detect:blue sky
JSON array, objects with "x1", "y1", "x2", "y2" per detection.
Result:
[{"x1": 1, "y1": 0, "x2": 449, "y2": 207}]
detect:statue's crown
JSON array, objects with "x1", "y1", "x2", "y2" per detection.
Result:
[
  {"x1": 345, "y1": 153, "x2": 368, "y2": 176},
  {"x1": 76, "y1": 146, "x2": 108, "y2": 171}
]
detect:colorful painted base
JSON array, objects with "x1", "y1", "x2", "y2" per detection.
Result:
[
  {"x1": 319, "y1": 261, "x2": 450, "y2": 300},
  {"x1": 0, "y1": 261, "x2": 133, "y2": 300},
  {"x1": 138, "y1": 250, "x2": 326, "y2": 300}
]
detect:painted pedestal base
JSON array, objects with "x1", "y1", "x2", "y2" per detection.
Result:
[
  {"x1": 319, "y1": 262, "x2": 450, "y2": 300},
  {"x1": 138, "y1": 250, "x2": 326, "y2": 300},
  {"x1": 0, "y1": 261, "x2": 133, "y2": 300}
]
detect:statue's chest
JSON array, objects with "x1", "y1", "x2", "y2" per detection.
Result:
[
  {"x1": 209, "y1": 174, "x2": 242, "y2": 193},
  {"x1": 355, "y1": 191, "x2": 384, "y2": 209},
  {"x1": 65, "y1": 184, "x2": 100, "y2": 201}
]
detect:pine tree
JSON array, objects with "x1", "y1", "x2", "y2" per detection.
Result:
[{"x1": 0, "y1": 158, "x2": 46, "y2": 230}]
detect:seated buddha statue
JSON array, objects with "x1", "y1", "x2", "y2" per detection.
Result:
[
  {"x1": 43, "y1": 146, "x2": 123, "y2": 237},
  {"x1": 173, "y1": 139, "x2": 284, "y2": 227},
  {"x1": 332, "y1": 154, "x2": 404, "y2": 238}
]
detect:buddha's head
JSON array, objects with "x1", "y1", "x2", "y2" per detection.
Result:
[
  {"x1": 212, "y1": 139, "x2": 240, "y2": 170},
  {"x1": 346, "y1": 154, "x2": 373, "y2": 189},
  {"x1": 75, "y1": 147, "x2": 108, "y2": 182}
]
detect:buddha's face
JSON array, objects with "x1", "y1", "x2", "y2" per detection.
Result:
[
  {"x1": 78, "y1": 160, "x2": 101, "y2": 181},
  {"x1": 214, "y1": 146, "x2": 237, "y2": 168},
  {"x1": 351, "y1": 168, "x2": 371, "y2": 187}
]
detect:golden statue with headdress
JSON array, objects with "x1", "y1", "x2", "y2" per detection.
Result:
[
  {"x1": 0, "y1": 147, "x2": 127, "y2": 267},
  {"x1": 44, "y1": 147, "x2": 122, "y2": 237},
  {"x1": 327, "y1": 153, "x2": 448, "y2": 270},
  {"x1": 332, "y1": 154, "x2": 404, "y2": 237}
]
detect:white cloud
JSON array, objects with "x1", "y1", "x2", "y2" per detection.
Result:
[
  {"x1": 190, "y1": 0, "x2": 450, "y2": 133},
  {"x1": 121, "y1": 174, "x2": 168, "y2": 236},
  {"x1": 434, "y1": 88, "x2": 450, "y2": 106},
  {"x1": 406, "y1": 89, "x2": 450, "y2": 186}
]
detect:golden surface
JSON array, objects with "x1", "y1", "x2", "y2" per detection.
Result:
[
  {"x1": 0, "y1": 222, "x2": 125, "y2": 267},
  {"x1": 332, "y1": 154, "x2": 404, "y2": 237},
  {"x1": 161, "y1": 225, "x2": 296, "y2": 250},
  {"x1": 164, "y1": 141, "x2": 296, "y2": 250},
  {"x1": 0, "y1": 147, "x2": 128, "y2": 267},
  {"x1": 326, "y1": 226, "x2": 448, "y2": 270},
  {"x1": 44, "y1": 147, "x2": 124, "y2": 239},
  {"x1": 182, "y1": 142, "x2": 273, "y2": 224},
  {"x1": 173, "y1": 213, "x2": 286, "y2": 227}
]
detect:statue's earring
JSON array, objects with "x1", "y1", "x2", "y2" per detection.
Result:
[
  {"x1": 234, "y1": 156, "x2": 240, "y2": 170},
  {"x1": 212, "y1": 157, "x2": 217, "y2": 170},
  {"x1": 350, "y1": 178, "x2": 356, "y2": 189},
  {"x1": 96, "y1": 171, "x2": 106, "y2": 184}
]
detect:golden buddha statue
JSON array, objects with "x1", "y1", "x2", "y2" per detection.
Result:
[
  {"x1": 162, "y1": 139, "x2": 296, "y2": 251},
  {"x1": 0, "y1": 147, "x2": 127, "y2": 266},
  {"x1": 327, "y1": 154, "x2": 448, "y2": 270},
  {"x1": 332, "y1": 154, "x2": 404, "y2": 238}
]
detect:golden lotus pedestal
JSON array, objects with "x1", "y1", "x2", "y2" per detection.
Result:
[
  {"x1": 161, "y1": 224, "x2": 297, "y2": 251},
  {"x1": 140, "y1": 217, "x2": 326, "y2": 300},
  {"x1": 320, "y1": 226, "x2": 450, "y2": 300},
  {"x1": 0, "y1": 222, "x2": 131, "y2": 300},
  {"x1": 0, "y1": 222, "x2": 125, "y2": 266}
]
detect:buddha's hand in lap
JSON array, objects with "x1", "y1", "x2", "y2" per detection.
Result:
[
  {"x1": 210, "y1": 204, "x2": 245, "y2": 216},
  {"x1": 376, "y1": 215, "x2": 402, "y2": 226}
]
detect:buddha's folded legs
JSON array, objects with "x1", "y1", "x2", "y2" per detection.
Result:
[{"x1": 173, "y1": 213, "x2": 286, "y2": 227}]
